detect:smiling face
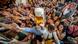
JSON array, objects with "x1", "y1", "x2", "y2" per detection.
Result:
[
  {"x1": 59, "y1": 25, "x2": 63, "y2": 29},
  {"x1": 53, "y1": 16, "x2": 59, "y2": 21},
  {"x1": 55, "y1": 20, "x2": 60, "y2": 26},
  {"x1": 58, "y1": 24, "x2": 64, "y2": 32},
  {"x1": 47, "y1": 18, "x2": 54, "y2": 24}
]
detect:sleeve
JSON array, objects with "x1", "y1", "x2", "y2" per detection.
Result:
[
  {"x1": 42, "y1": 30, "x2": 48, "y2": 39},
  {"x1": 0, "y1": 27, "x2": 8, "y2": 32}
]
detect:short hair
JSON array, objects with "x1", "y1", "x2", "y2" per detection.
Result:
[{"x1": 48, "y1": 24, "x2": 55, "y2": 31}]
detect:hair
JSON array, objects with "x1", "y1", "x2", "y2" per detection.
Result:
[
  {"x1": 54, "y1": 19, "x2": 60, "y2": 24},
  {"x1": 48, "y1": 24, "x2": 55, "y2": 31},
  {"x1": 76, "y1": 6, "x2": 78, "y2": 10}
]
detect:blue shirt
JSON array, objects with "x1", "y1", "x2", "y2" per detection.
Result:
[
  {"x1": 22, "y1": 27, "x2": 42, "y2": 35},
  {"x1": 32, "y1": 27, "x2": 42, "y2": 35}
]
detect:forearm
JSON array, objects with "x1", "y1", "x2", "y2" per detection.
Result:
[
  {"x1": 56, "y1": 31, "x2": 63, "y2": 40},
  {"x1": 0, "y1": 27, "x2": 8, "y2": 32},
  {"x1": 53, "y1": 31, "x2": 60, "y2": 44},
  {"x1": 0, "y1": 27, "x2": 5, "y2": 30},
  {"x1": 0, "y1": 23, "x2": 11, "y2": 29}
]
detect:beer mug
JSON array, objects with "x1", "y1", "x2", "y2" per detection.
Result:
[{"x1": 34, "y1": 8, "x2": 45, "y2": 25}]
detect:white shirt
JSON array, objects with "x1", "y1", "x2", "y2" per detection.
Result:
[
  {"x1": 42, "y1": 30, "x2": 53, "y2": 39},
  {"x1": 43, "y1": 30, "x2": 60, "y2": 44}
]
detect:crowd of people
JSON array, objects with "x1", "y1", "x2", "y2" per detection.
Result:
[{"x1": 0, "y1": 0, "x2": 78, "y2": 44}]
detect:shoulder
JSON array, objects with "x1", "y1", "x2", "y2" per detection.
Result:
[{"x1": 43, "y1": 29, "x2": 48, "y2": 34}]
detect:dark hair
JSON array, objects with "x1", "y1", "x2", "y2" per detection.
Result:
[
  {"x1": 48, "y1": 24, "x2": 55, "y2": 31},
  {"x1": 57, "y1": 22, "x2": 64, "y2": 28},
  {"x1": 74, "y1": 22, "x2": 78, "y2": 25},
  {"x1": 76, "y1": 6, "x2": 78, "y2": 10}
]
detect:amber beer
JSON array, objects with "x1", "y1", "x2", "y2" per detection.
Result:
[
  {"x1": 34, "y1": 8, "x2": 45, "y2": 25},
  {"x1": 35, "y1": 16, "x2": 44, "y2": 25}
]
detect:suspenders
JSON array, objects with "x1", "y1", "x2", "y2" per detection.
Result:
[{"x1": 47, "y1": 32, "x2": 53, "y2": 40}]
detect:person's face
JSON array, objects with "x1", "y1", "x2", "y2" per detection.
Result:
[
  {"x1": 48, "y1": 29, "x2": 52, "y2": 33},
  {"x1": 59, "y1": 25, "x2": 64, "y2": 30},
  {"x1": 54, "y1": 16, "x2": 59, "y2": 21},
  {"x1": 55, "y1": 20, "x2": 60, "y2": 26},
  {"x1": 47, "y1": 19, "x2": 54, "y2": 24}
]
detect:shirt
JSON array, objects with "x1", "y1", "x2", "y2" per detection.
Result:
[
  {"x1": 32, "y1": 27, "x2": 42, "y2": 35},
  {"x1": 43, "y1": 30, "x2": 60, "y2": 44},
  {"x1": 63, "y1": 8, "x2": 70, "y2": 15},
  {"x1": 42, "y1": 30, "x2": 53, "y2": 39}
]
